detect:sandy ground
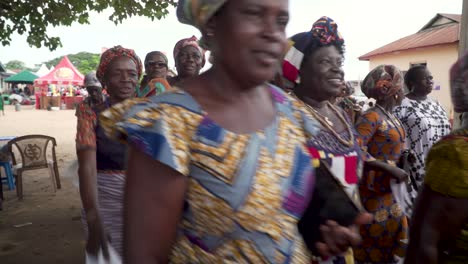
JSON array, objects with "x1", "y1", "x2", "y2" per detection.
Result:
[{"x1": 0, "y1": 105, "x2": 84, "y2": 264}]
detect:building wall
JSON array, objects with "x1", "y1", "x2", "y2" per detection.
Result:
[{"x1": 367, "y1": 44, "x2": 458, "y2": 116}]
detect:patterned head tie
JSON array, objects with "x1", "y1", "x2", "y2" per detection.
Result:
[
  {"x1": 96, "y1": 45, "x2": 143, "y2": 84},
  {"x1": 361, "y1": 65, "x2": 404, "y2": 100},
  {"x1": 176, "y1": 0, "x2": 228, "y2": 49},
  {"x1": 449, "y1": 51, "x2": 468, "y2": 113},
  {"x1": 173, "y1": 35, "x2": 206, "y2": 66},
  {"x1": 283, "y1": 16, "x2": 344, "y2": 84}
]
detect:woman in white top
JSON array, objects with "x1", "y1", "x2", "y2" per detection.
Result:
[{"x1": 393, "y1": 65, "x2": 451, "y2": 217}]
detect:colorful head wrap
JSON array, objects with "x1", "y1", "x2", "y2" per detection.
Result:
[
  {"x1": 450, "y1": 52, "x2": 468, "y2": 113},
  {"x1": 176, "y1": 0, "x2": 228, "y2": 49},
  {"x1": 283, "y1": 16, "x2": 344, "y2": 84},
  {"x1": 361, "y1": 65, "x2": 403, "y2": 100},
  {"x1": 173, "y1": 36, "x2": 206, "y2": 66},
  {"x1": 96, "y1": 45, "x2": 143, "y2": 84},
  {"x1": 177, "y1": 0, "x2": 228, "y2": 30}
]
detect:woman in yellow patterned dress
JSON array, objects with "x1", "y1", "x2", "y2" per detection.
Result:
[
  {"x1": 405, "y1": 53, "x2": 468, "y2": 264},
  {"x1": 100, "y1": 0, "x2": 372, "y2": 263},
  {"x1": 353, "y1": 65, "x2": 409, "y2": 264}
]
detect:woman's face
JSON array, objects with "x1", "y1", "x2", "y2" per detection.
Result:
[
  {"x1": 145, "y1": 54, "x2": 168, "y2": 79},
  {"x1": 105, "y1": 56, "x2": 139, "y2": 101},
  {"x1": 210, "y1": 0, "x2": 289, "y2": 86},
  {"x1": 299, "y1": 46, "x2": 344, "y2": 101},
  {"x1": 412, "y1": 68, "x2": 434, "y2": 95},
  {"x1": 175, "y1": 46, "x2": 204, "y2": 78}
]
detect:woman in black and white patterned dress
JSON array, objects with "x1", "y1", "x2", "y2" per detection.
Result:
[{"x1": 393, "y1": 65, "x2": 451, "y2": 217}]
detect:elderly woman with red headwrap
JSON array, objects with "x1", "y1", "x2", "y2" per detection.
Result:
[
  {"x1": 167, "y1": 35, "x2": 206, "y2": 86},
  {"x1": 76, "y1": 45, "x2": 142, "y2": 258},
  {"x1": 405, "y1": 53, "x2": 468, "y2": 264},
  {"x1": 353, "y1": 65, "x2": 409, "y2": 264}
]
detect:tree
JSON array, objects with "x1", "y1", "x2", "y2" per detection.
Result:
[
  {"x1": 44, "y1": 52, "x2": 101, "y2": 75},
  {"x1": 5, "y1": 60, "x2": 27, "y2": 70},
  {"x1": 0, "y1": 0, "x2": 176, "y2": 51}
]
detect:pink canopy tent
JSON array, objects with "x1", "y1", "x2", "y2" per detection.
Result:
[
  {"x1": 34, "y1": 56, "x2": 84, "y2": 109},
  {"x1": 34, "y1": 56, "x2": 84, "y2": 86}
]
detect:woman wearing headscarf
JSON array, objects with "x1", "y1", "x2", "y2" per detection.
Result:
[
  {"x1": 76, "y1": 45, "x2": 142, "y2": 258},
  {"x1": 353, "y1": 65, "x2": 409, "y2": 264},
  {"x1": 100, "y1": 1, "x2": 371, "y2": 262},
  {"x1": 167, "y1": 35, "x2": 206, "y2": 86},
  {"x1": 405, "y1": 53, "x2": 468, "y2": 264},
  {"x1": 137, "y1": 51, "x2": 172, "y2": 98},
  {"x1": 283, "y1": 16, "x2": 367, "y2": 264},
  {"x1": 393, "y1": 65, "x2": 451, "y2": 217}
]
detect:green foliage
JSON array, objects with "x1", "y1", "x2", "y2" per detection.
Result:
[
  {"x1": 0, "y1": 0, "x2": 177, "y2": 51},
  {"x1": 5, "y1": 60, "x2": 27, "y2": 70},
  {"x1": 44, "y1": 52, "x2": 101, "y2": 75}
]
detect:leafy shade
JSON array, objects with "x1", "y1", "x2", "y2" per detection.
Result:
[
  {"x1": 44, "y1": 52, "x2": 101, "y2": 75},
  {"x1": 5, "y1": 60, "x2": 27, "y2": 71},
  {"x1": 0, "y1": 0, "x2": 177, "y2": 51}
]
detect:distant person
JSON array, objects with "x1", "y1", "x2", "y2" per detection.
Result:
[
  {"x1": 336, "y1": 81, "x2": 362, "y2": 124},
  {"x1": 0, "y1": 92, "x2": 4, "y2": 115},
  {"x1": 137, "y1": 51, "x2": 172, "y2": 98},
  {"x1": 76, "y1": 46, "x2": 142, "y2": 258},
  {"x1": 167, "y1": 35, "x2": 205, "y2": 86},
  {"x1": 393, "y1": 65, "x2": 451, "y2": 217},
  {"x1": 83, "y1": 72, "x2": 105, "y2": 109},
  {"x1": 404, "y1": 53, "x2": 468, "y2": 264}
]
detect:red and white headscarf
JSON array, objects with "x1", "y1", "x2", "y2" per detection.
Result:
[
  {"x1": 173, "y1": 36, "x2": 206, "y2": 66},
  {"x1": 96, "y1": 45, "x2": 143, "y2": 84},
  {"x1": 283, "y1": 16, "x2": 344, "y2": 84}
]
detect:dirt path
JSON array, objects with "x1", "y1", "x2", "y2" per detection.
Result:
[{"x1": 0, "y1": 105, "x2": 84, "y2": 264}]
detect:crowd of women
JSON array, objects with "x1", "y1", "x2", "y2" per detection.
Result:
[{"x1": 75, "y1": 0, "x2": 468, "y2": 263}]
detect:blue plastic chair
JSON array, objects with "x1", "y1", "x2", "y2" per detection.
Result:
[{"x1": 0, "y1": 161, "x2": 15, "y2": 190}]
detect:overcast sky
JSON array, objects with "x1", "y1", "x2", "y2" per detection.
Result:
[{"x1": 0, "y1": 0, "x2": 463, "y2": 80}]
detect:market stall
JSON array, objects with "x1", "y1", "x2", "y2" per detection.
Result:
[
  {"x1": 4, "y1": 70, "x2": 38, "y2": 105},
  {"x1": 34, "y1": 56, "x2": 84, "y2": 110}
]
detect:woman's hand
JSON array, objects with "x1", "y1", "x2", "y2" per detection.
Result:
[
  {"x1": 387, "y1": 166, "x2": 409, "y2": 183},
  {"x1": 316, "y1": 213, "x2": 373, "y2": 257},
  {"x1": 86, "y1": 214, "x2": 110, "y2": 259}
]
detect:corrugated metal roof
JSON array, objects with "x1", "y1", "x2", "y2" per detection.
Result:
[
  {"x1": 359, "y1": 14, "x2": 460, "y2": 61},
  {"x1": 439, "y1": 13, "x2": 461, "y2": 22}
]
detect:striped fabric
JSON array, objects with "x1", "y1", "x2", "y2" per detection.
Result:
[{"x1": 81, "y1": 171, "x2": 126, "y2": 257}]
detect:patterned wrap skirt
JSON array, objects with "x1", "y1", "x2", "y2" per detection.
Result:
[{"x1": 81, "y1": 171, "x2": 126, "y2": 257}]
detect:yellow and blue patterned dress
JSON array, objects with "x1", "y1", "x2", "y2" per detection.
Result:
[{"x1": 101, "y1": 86, "x2": 320, "y2": 263}]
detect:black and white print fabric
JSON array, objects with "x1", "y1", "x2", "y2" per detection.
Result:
[{"x1": 393, "y1": 97, "x2": 451, "y2": 217}]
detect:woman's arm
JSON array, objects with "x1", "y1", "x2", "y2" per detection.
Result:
[
  {"x1": 125, "y1": 146, "x2": 187, "y2": 264},
  {"x1": 405, "y1": 186, "x2": 468, "y2": 264},
  {"x1": 76, "y1": 104, "x2": 109, "y2": 256},
  {"x1": 77, "y1": 149, "x2": 99, "y2": 219}
]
